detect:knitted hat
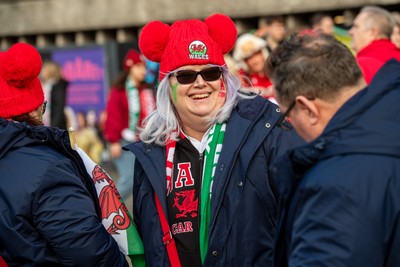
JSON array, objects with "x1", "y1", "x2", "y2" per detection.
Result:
[
  {"x1": 0, "y1": 43, "x2": 44, "y2": 119},
  {"x1": 123, "y1": 49, "x2": 144, "y2": 71},
  {"x1": 233, "y1": 33, "x2": 269, "y2": 72},
  {"x1": 139, "y1": 13, "x2": 237, "y2": 81}
]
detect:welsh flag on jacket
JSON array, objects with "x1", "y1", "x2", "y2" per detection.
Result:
[{"x1": 73, "y1": 144, "x2": 145, "y2": 267}]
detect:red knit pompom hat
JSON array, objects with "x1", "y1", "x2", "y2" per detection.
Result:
[
  {"x1": 139, "y1": 13, "x2": 237, "y2": 81},
  {"x1": 0, "y1": 43, "x2": 44, "y2": 119},
  {"x1": 123, "y1": 49, "x2": 144, "y2": 71}
]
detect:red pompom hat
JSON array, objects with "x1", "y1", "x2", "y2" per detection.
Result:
[
  {"x1": 123, "y1": 49, "x2": 144, "y2": 71},
  {"x1": 139, "y1": 13, "x2": 237, "y2": 81},
  {"x1": 0, "y1": 43, "x2": 44, "y2": 119}
]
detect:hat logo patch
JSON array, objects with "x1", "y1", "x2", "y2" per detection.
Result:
[{"x1": 188, "y1": 40, "x2": 209, "y2": 60}]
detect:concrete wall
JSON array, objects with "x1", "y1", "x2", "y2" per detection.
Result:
[{"x1": 0, "y1": 0, "x2": 399, "y2": 35}]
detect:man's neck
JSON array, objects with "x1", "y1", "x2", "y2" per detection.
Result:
[{"x1": 323, "y1": 80, "x2": 367, "y2": 127}]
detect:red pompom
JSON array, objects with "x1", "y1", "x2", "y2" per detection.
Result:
[
  {"x1": 1, "y1": 43, "x2": 42, "y2": 88},
  {"x1": 139, "y1": 21, "x2": 170, "y2": 63},
  {"x1": 205, "y1": 13, "x2": 237, "y2": 54}
]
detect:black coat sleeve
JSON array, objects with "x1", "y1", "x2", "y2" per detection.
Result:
[{"x1": 50, "y1": 79, "x2": 68, "y2": 129}]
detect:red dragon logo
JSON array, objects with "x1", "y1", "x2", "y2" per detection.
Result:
[
  {"x1": 92, "y1": 165, "x2": 131, "y2": 234},
  {"x1": 190, "y1": 43, "x2": 205, "y2": 52},
  {"x1": 173, "y1": 190, "x2": 198, "y2": 218}
]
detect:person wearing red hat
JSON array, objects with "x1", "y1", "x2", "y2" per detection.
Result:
[
  {"x1": 104, "y1": 49, "x2": 156, "y2": 201},
  {"x1": 124, "y1": 13, "x2": 303, "y2": 267},
  {"x1": 0, "y1": 43, "x2": 128, "y2": 266},
  {"x1": 233, "y1": 33, "x2": 275, "y2": 101}
]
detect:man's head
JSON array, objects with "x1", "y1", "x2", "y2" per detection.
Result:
[
  {"x1": 263, "y1": 16, "x2": 286, "y2": 49},
  {"x1": 311, "y1": 13, "x2": 334, "y2": 35},
  {"x1": 349, "y1": 6, "x2": 394, "y2": 52},
  {"x1": 266, "y1": 33, "x2": 365, "y2": 141}
]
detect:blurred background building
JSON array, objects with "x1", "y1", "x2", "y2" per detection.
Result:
[
  {"x1": 1, "y1": 0, "x2": 398, "y2": 77},
  {"x1": 1, "y1": 0, "x2": 399, "y2": 48}
]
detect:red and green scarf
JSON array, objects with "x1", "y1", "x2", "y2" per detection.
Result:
[
  {"x1": 125, "y1": 79, "x2": 156, "y2": 141},
  {"x1": 165, "y1": 123, "x2": 226, "y2": 263}
]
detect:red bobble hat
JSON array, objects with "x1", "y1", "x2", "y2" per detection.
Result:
[
  {"x1": 139, "y1": 13, "x2": 237, "y2": 81},
  {"x1": 123, "y1": 49, "x2": 144, "y2": 71},
  {"x1": 0, "y1": 43, "x2": 44, "y2": 119}
]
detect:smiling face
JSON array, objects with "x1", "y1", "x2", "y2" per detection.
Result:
[{"x1": 169, "y1": 65, "x2": 226, "y2": 131}]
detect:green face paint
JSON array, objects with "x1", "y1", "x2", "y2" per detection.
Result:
[{"x1": 171, "y1": 82, "x2": 179, "y2": 102}]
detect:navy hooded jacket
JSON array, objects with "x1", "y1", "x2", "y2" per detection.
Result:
[
  {"x1": 0, "y1": 120, "x2": 127, "y2": 266},
  {"x1": 273, "y1": 59, "x2": 400, "y2": 267},
  {"x1": 125, "y1": 95, "x2": 303, "y2": 267}
]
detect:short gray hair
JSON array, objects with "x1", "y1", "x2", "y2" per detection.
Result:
[
  {"x1": 361, "y1": 6, "x2": 394, "y2": 38},
  {"x1": 266, "y1": 33, "x2": 363, "y2": 106}
]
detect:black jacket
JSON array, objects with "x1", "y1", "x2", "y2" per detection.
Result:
[{"x1": 50, "y1": 78, "x2": 68, "y2": 129}]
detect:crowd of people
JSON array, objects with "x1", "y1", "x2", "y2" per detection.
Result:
[{"x1": 0, "y1": 4, "x2": 399, "y2": 267}]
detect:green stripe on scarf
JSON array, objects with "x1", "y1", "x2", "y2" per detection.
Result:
[
  {"x1": 126, "y1": 79, "x2": 140, "y2": 133},
  {"x1": 199, "y1": 123, "x2": 225, "y2": 263}
]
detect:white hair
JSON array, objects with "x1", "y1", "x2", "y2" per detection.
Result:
[
  {"x1": 362, "y1": 6, "x2": 395, "y2": 38},
  {"x1": 139, "y1": 66, "x2": 250, "y2": 145}
]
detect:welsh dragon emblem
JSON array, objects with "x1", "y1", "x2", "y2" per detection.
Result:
[
  {"x1": 173, "y1": 190, "x2": 198, "y2": 218},
  {"x1": 92, "y1": 165, "x2": 131, "y2": 234}
]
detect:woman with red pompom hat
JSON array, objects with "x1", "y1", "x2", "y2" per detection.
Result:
[
  {"x1": 124, "y1": 13, "x2": 304, "y2": 267},
  {"x1": 0, "y1": 43, "x2": 128, "y2": 266}
]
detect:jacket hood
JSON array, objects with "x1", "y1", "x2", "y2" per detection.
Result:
[
  {"x1": 0, "y1": 118, "x2": 70, "y2": 159},
  {"x1": 317, "y1": 59, "x2": 400, "y2": 159}
]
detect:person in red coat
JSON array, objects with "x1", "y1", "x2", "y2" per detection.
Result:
[
  {"x1": 104, "y1": 49, "x2": 156, "y2": 200},
  {"x1": 349, "y1": 6, "x2": 400, "y2": 84}
]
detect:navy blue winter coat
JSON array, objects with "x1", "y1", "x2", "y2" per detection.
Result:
[
  {"x1": 125, "y1": 95, "x2": 303, "y2": 267},
  {"x1": 0, "y1": 120, "x2": 127, "y2": 266},
  {"x1": 273, "y1": 60, "x2": 400, "y2": 267}
]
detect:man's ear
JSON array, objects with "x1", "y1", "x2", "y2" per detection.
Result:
[
  {"x1": 369, "y1": 26, "x2": 381, "y2": 39},
  {"x1": 295, "y1": 96, "x2": 319, "y2": 125}
]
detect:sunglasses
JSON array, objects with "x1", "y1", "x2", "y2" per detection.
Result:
[{"x1": 171, "y1": 66, "x2": 223, "y2": 85}]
